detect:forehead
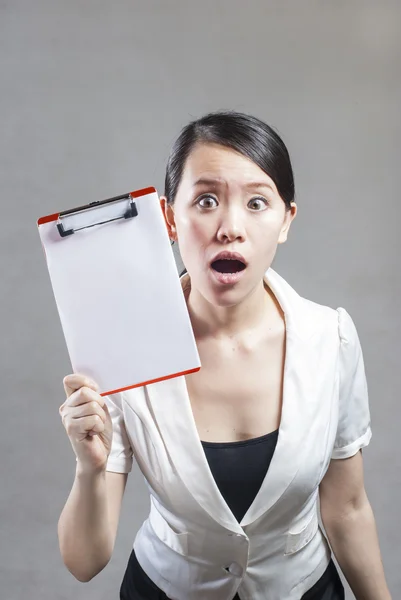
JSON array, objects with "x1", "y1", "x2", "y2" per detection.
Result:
[{"x1": 181, "y1": 142, "x2": 277, "y2": 192}]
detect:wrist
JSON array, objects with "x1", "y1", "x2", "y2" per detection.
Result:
[{"x1": 75, "y1": 460, "x2": 107, "y2": 479}]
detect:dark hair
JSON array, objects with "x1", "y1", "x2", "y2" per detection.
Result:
[{"x1": 165, "y1": 110, "x2": 295, "y2": 277}]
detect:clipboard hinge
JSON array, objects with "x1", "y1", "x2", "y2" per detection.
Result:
[{"x1": 56, "y1": 194, "x2": 139, "y2": 237}]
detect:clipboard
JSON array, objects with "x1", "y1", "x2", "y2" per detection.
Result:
[{"x1": 37, "y1": 186, "x2": 201, "y2": 396}]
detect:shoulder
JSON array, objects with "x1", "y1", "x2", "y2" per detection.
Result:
[
  {"x1": 269, "y1": 268, "x2": 357, "y2": 344},
  {"x1": 300, "y1": 296, "x2": 337, "y2": 320},
  {"x1": 296, "y1": 293, "x2": 341, "y2": 341},
  {"x1": 300, "y1": 298, "x2": 359, "y2": 346},
  {"x1": 268, "y1": 268, "x2": 339, "y2": 336}
]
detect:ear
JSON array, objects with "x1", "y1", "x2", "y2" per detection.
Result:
[
  {"x1": 160, "y1": 195, "x2": 178, "y2": 242},
  {"x1": 278, "y1": 203, "x2": 297, "y2": 244}
]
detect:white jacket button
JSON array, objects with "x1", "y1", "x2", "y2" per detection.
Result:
[{"x1": 228, "y1": 562, "x2": 243, "y2": 577}]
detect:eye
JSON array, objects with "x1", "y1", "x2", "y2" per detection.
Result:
[
  {"x1": 196, "y1": 194, "x2": 217, "y2": 208},
  {"x1": 248, "y1": 196, "x2": 269, "y2": 210},
  {"x1": 196, "y1": 194, "x2": 269, "y2": 210}
]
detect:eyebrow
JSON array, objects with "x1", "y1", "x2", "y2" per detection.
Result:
[{"x1": 193, "y1": 178, "x2": 275, "y2": 193}]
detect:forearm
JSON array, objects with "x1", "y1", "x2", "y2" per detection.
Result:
[
  {"x1": 58, "y1": 466, "x2": 113, "y2": 582},
  {"x1": 322, "y1": 500, "x2": 391, "y2": 599}
]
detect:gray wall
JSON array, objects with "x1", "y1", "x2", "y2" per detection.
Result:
[{"x1": 1, "y1": 1, "x2": 400, "y2": 598}]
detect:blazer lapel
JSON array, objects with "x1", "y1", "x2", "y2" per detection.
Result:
[
  {"x1": 240, "y1": 268, "x2": 323, "y2": 526},
  {"x1": 145, "y1": 268, "x2": 320, "y2": 532}
]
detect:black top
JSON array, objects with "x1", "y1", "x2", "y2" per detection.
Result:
[
  {"x1": 201, "y1": 429, "x2": 279, "y2": 522},
  {"x1": 120, "y1": 431, "x2": 344, "y2": 600}
]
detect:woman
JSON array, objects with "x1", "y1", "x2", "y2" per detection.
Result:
[{"x1": 58, "y1": 111, "x2": 391, "y2": 599}]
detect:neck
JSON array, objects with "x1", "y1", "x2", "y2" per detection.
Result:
[{"x1": 183, "y1": 275, "x2": 280, "y2": 342}]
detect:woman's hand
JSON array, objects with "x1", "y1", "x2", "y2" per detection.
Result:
[{"x1": 59, "y1": 374, "x2": 113, "y2": 473}]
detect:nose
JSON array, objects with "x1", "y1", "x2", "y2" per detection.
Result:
[{"x1": 216, "y1": 208, "x2": 246, "y2": 242}]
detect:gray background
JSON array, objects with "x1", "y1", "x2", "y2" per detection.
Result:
[{"x1": 1, "y1": 1, "x2": 400, "y2": 598}]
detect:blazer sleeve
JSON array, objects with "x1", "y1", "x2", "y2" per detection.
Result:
[
  {"x1": 104, "y1": 391, "x2": 134, "y2": 473},
  {"x1": 331, "y1": 307, "x2": 373, "y2": 459}
]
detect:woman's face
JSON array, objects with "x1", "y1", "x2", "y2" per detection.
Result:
[{"x1": 160, "y1": 142, "x2": 297, "y2": 305}]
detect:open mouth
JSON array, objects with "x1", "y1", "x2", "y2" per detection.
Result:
[{"x1": 211, "y1": 259, "x2": 247, "y2": 273}]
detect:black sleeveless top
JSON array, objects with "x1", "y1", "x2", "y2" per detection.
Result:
[{"x1": 120, "y1": 431, "x2": 344, "y2": 600}]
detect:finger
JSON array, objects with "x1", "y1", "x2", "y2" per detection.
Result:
[
  {"x1": 60, "y1": 388, "x2": 104, "y2": 419},
  {"x1": 88, "y1": 415, "x2": 105, "y2": 434},
  {"x1": 68, "y1": 387, "x2": 105, "y2": 409},
  {"x1": 71, "y1": 400, "x2": 107, "y2": 423},
  {"x1": 59, "y1": 392, "x2": 109, "y2": 423},
  {"x1": 66, "y1": 414, "x2": 104, "y2": 437},
  {"x1": 63, "y1": 374, "x2": 99, "y2": 398}
]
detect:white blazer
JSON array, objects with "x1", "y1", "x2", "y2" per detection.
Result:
[{"x1": 104, "y1": 267, "x2": 372, "y2": 600}]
